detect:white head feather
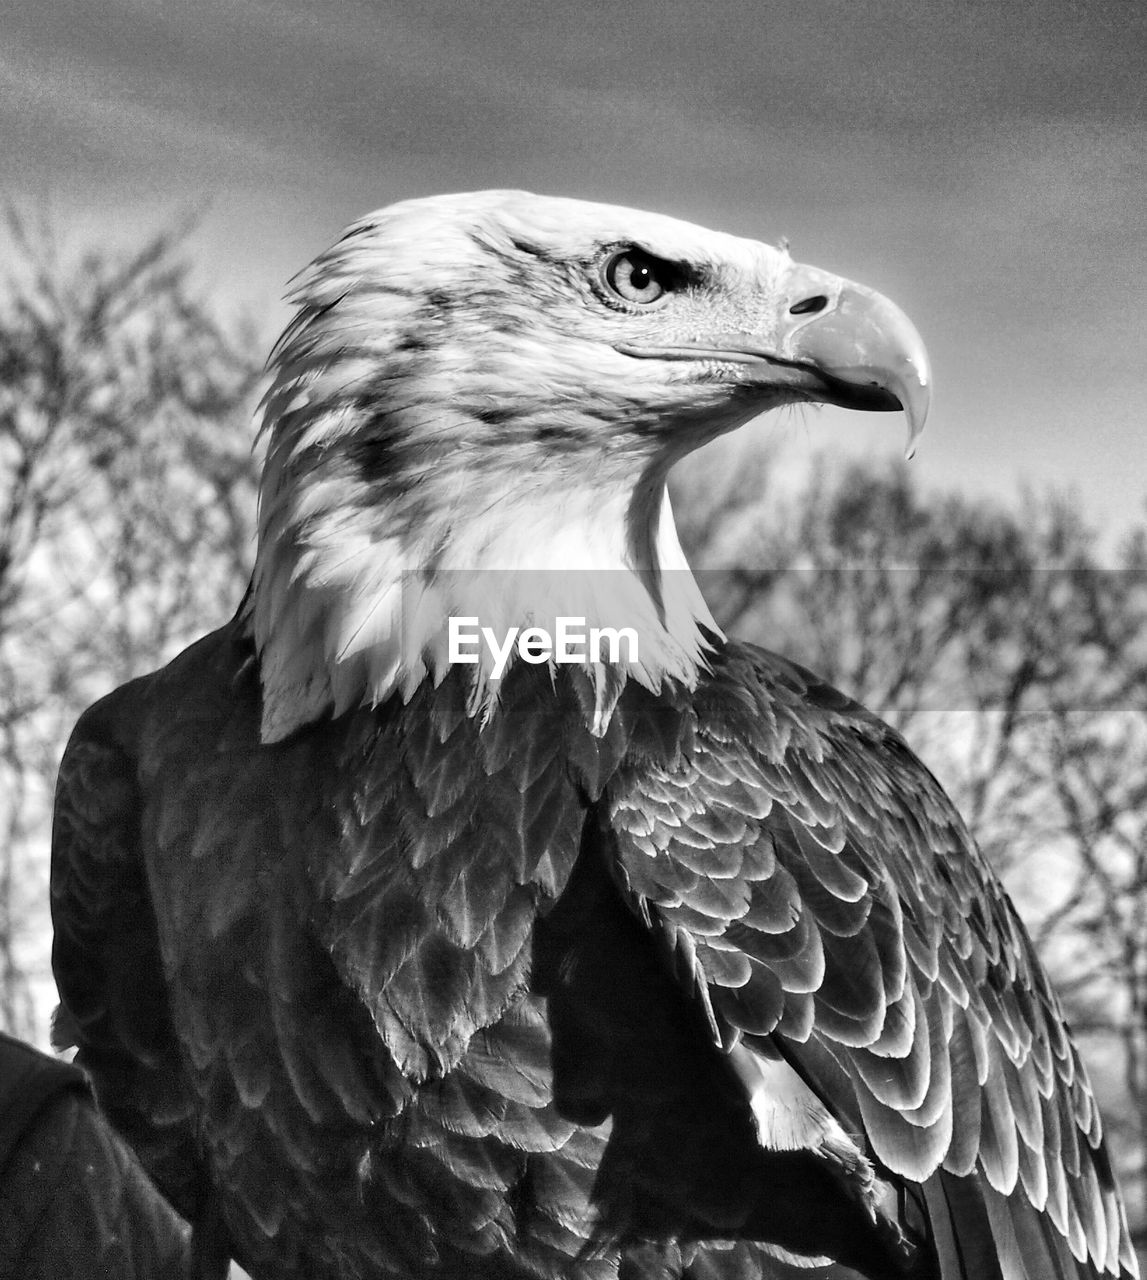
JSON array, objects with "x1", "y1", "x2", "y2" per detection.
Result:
[{"x1": 250, "y1": 191, "x2": 928, "y2": 741}]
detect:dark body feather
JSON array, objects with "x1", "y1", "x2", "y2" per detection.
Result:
[{"x1": 52, "y1": 613, "x2": 1135, "y2": 1279}]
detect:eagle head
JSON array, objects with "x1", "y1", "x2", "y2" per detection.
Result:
[{"x1": 251, "y1": 191, "x2": 930, "y2": 741}]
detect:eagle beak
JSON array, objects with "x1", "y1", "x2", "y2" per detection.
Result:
[
  {"x1": 616, "y1": 264, "x2": 931, "y2": 456},
  {"x1": 778, "y1": 269, "x2": 932, "y2": 458}
]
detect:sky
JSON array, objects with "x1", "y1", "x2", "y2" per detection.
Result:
[{"x1": 4, "y1": 0, "x2": 1146, "y2": 557}]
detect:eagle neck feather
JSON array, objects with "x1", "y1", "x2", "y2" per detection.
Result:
[{"x1": 250, "y1": 408, "x2": 719, "y2": 742}]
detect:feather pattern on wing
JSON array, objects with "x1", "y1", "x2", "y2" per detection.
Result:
[{"x1": 605, "y1": 642, "x2": 1137, "y2": 1278}]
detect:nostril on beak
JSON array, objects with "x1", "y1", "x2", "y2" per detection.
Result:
[{"x1": 789, "y1": 294, "x2": 829, "y2": 316}]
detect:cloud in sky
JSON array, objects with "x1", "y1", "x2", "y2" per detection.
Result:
[{"x1": 4, "y1": 0, "x2": 1146, "y2": 550}]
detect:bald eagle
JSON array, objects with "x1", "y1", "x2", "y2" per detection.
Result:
[{"x1": 51, "y1": 192, "x2": 1137, "y2": 1280}]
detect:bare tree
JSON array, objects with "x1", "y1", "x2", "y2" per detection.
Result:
[{"x1": 0, "y1": 212, "x2": 263, "y2": 1039}]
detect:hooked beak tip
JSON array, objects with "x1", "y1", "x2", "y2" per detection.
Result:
[{"x1": 898, "y1": 369, "x2": 931, "y2": 460}]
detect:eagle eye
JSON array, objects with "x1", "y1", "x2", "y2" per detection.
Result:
[{"x1": 603, "y1": 250, "x2": 673, "y2": 305}]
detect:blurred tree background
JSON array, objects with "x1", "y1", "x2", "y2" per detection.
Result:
[
  {"x1": 0, "y1": 215, "x2": 261, "y2": 1034},
  {"x1": 0, "y1": 225, "x2": 1143, "y2": 1258}
]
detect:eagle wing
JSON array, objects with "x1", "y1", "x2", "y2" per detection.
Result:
[
  {"x1": 601, "y1": 641, "x2": 1135, "y2": 1280},
  {"x1": 50, "y1": 681, "x2": 204, "y2": 1222}
]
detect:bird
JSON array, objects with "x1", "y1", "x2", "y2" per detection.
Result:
[{"x1": 50, "y1": 190, "x2": 1138, "y2": 1280}]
